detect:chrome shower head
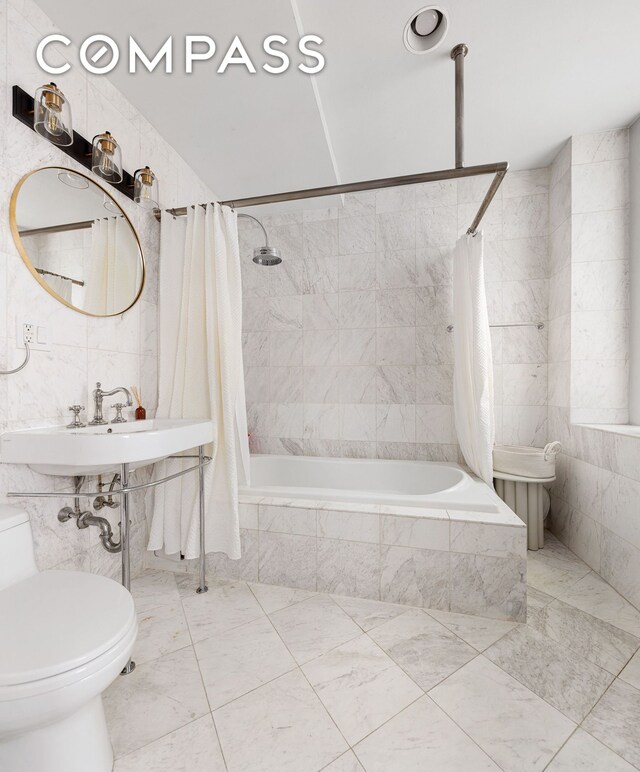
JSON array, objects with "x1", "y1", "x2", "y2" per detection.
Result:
[
  {"x1": 253, "y1": 246, "x2": 282, "y2": 266},
  {"x1": 238, "y1": 212, "x2": 282, "y2": 266}
]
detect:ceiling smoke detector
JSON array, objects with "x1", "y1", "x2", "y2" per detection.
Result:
[{"x1": 404, "y1": 6, "x2": 449, "y2": 54}]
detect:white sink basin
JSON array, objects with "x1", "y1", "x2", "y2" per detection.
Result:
[{"x1": 0, "y1": 419, "x2": 214, "y2": 476}]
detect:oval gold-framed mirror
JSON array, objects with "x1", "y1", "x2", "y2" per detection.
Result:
[{"x1": 9, "y1": 165, "x2": 145, "y2": 318}]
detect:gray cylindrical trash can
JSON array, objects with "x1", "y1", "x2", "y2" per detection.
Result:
[{"x1": 493, "y1": 443, "x2": 561, "y2": 550}]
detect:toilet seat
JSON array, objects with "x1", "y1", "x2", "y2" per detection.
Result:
[{"x1": 0, "y1": 570, "x2": 135, "y2": 689}]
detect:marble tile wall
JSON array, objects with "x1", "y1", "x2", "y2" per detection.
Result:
[
  {"x1": 548, "y1": 129, "x2": 640, "y2": 610},
  {"x1": 184, "y1": 500, "x2": 528, "y2": 622},
  {"x1": 0, "y1": 0, "x2": 216, "y2": 577},
  {"x1": 240, "y1": 170, "x2": 550, "y2": 461}
]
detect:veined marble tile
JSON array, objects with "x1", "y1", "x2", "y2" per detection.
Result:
[
  {"x1": 339, "y1": 290, "x2": 376, "y2": 329},
  {"x1": 113, "y1": 715, "x2": 225, "y2": 772},
  {"x1": 377, "y1": 249, "x2": 416, "y2": 289},
  {"x1": 303, "y1": 329, "x2": 340, "y2": 367},
  {"x1": 376, "y1": 210, "x2": 416, "y2": 251},
  {"x1": 331, "y1": 594, "x2": 407, "y2": 632},
  {"x1": 528, "y1": 598, "x2": 640, "y2": 675},
  {"x1": 450, "y1": 553, "x2": 526, "y2": 622},
  {"x1": 104, "y1": 647, "x2": 209, "y2": 758},
  {"x1": 213, "y1": 669, "x2": 347, "y2": 772},
  {"x1": 426, "y1": 608, "x2": 517, "y2": 651},
  {"x1": 485, "y1": 624, "x2": 613, "y2": 722},
  {"x1": 526, "y1": 586, "x2": 555, "y2": 613},
  {"x1": 526, "y1": 539, "x2": 591, "y2": 597},
  {"x1": 369, "y1": 608, "x2": 477, "y2": 690},
  {"x1": 194, "y1": 615, "x2": 296, "y2": 709},
  {"x1": 376, "y1": 328, "x2": 416, "y2": 366},
  {"x1": 248, "y1": 582, "x2": 317, "y2": 614},
  {"x1": 546, "y1": 728, "x2": 635, "y2": 771},
  {"x1": 376, "y1": 365, "x2": 416, "y2": 404},
  {"x1": 339, "y1": 215, "x2": 376, "y2": 255},
  {"x1": 381, "y1": 513, "x2": 449, "y2": 551},
  {"x1": 354, "y1": 695, "x2": 500, "y2": 771},
  {"x1": 302, "y1": 634, "x2": 422, "y2": 745},
  {"x1": 557, "y1": 571, "x2": 640, "y2": 638},
  {"x1": 340, "y1": 253, "x2": 376, "y2": 292},
  {"x1": 323, "y1": 750, "x2": 365, "y2": 771},
  {"x1": 269, "y1": 594, "x2": 361, "y2": 664},
  {"x1": 181, "y1": 579, "x2": 264, "y2": 644},
  {"x1": 450, "y1": 521, "x2": 525, "y2": 559},
  {"x1": 317, "y1": 538, "x2": 380, "y2": 599},
  {"x1": 317, "y1": 509, "x2": 379, "y2": 543},
  {"x1": 259, "y1": 504, "x2": 316, "y2": 536},
  {"x1": 583, "y1": 679, "x2": 640, "y2": 768},
  {"x1": 430, "y1": 656, "x2": 575, "y2": 771},
  {"x1": 258, "y1": 531, "x2": 316, "y2": 590},
  {"x1": 339, "y1": 328, "x2": 376, "y2": 365},
  {"x1": 130, "y1": 573, "x2": 191, "y2": 666},
  {"x1": 381, "y1": 545, "x2": 449, "y2": 610},
  {"x1": 619, "y1": 648, "x2": 640, "y2": 691}
]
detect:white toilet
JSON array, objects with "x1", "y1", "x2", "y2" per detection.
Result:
[{"x1": 0, "y1": 505, "x2": 137, "y2": 772}]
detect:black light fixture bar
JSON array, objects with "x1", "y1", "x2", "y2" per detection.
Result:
[{"x1": 12, "y1": 84, "x2": 136, "y2": 202}]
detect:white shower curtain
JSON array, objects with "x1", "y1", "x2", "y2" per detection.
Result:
[
  {"x1": 148, "y1": 203, "x2": 250, "y2": 560},
  {"x1": 85, "y1": 217, "x2": 140, "y2": 314},
  {"x1": 452, "y1": 232, "x2": 495, "y2": 486}
]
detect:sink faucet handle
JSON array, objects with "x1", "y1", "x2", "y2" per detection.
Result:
[
  {"x1": 67, "y1": 405, "x2": 86, "y2": 429},
  {"x1": 111, "y1": 403, "x2": 127, "y2": 424}
]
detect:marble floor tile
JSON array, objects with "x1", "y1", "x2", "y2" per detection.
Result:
[
  {"x1": 484, "y1": 624, "x2": 613, "y2": 722},
  {"x1": 181, "y1": 579, "x2": 265, "y2": 643},
  {"x1": 557, "y1": 572, "x2": 640, "y2": 638},
  {"x1": 427, "y1": 608, "x2": 518, "y2": 651},
  {"x1": 354, "y1": 695, "x2": 500, "y2": 771},
  {"x1": 104, "y1": 647, "x2": 210, "y2": 758},
  {"x1": 368, "y1": 608, "x2": 477, "y2": 690},
  {"x1": 269, "y1": 594, "x2": 361, "y2": 664},
  {"x1": 429, "y1": 656, "x2": 575, "y2": 771},
  {"x1": 527, "y1": 598, "x2": 640, "y2": 675},
  {"x1": 302, "y1": 634, "x2": 423, "y2": 745},
  {"x1": 526, "y1": 541, "x2": 591, "y2": 597},
  {"x1": 130, "y1": 571, "x2": 191, "y2": 666},
  {"x1": 213, "y1": 669, "x2": 348, "y2": 772},
  {"x1": 113, "y1": 715, "x2": 226, "y2": 771},
  {"x1": 331, "y1": 594, "x2": 408, "y2": 632},
  {"x1": 249, "y1": 582, "x2": 317, "y2": 613},
  {"x1": 526, "y1": 585, "x2": 555, "y2": 612},
  {"x1": 583, "y1": 678, "x2": 640, "y2": 768},
  {"x1": 195, "y1": 615, "x2": 297, "y2": 709},
  {"x1": 323, "y1": 750, "x2": 365, "y2": 771},
  {"x1": 619, "y1": 648, "x2": 640, "y2": 690},
  {"x1": 546, "y1": 728, "x2": 635, "y2": 771}
]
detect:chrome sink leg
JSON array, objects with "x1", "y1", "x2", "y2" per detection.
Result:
[
  {"x1": 196, "y1": 444, "x2": 208, "y2": 594},
  {"x1": 120, "y1": 462, "x2": 136, "y2": 675}
]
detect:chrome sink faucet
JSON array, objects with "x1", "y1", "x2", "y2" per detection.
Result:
[{"x1": 89, "y1": 382, "x2": 133, "y2": 425}]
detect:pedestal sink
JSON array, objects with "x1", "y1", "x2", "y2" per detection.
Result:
[{"x1": 0, "y1": 419, "x2": 213, "y2": 476}]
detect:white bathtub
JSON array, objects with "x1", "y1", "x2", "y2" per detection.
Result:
[{"x1": 240, "y1": 455, "x2": 501, "y2": 513}]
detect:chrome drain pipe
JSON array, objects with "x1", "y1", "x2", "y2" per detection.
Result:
[{"x1": 58, "y1": 476, "x2": 121, "y2": 553}]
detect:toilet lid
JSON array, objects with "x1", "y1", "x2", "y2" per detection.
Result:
[{"x1": 0, "y1": 570, "x2": 136, "y2": 686}]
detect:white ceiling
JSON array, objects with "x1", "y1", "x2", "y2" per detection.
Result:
[{"x1": 34, "y1": 0, "x2": 640, "y2": 204}]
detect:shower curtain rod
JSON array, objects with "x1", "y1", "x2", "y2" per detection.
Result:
[{"x1": 155, "y1": 43, "x2": 508, "y2": 235}]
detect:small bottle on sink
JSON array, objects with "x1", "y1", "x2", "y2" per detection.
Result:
[{"x1": 131, "y1": 386, "x2": 146, "y2": 421}]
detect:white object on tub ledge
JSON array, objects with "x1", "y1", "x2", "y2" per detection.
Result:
[
  {"x1": 239, "y1": 455, "x2": 504, "y2": 514},
  {"x1": 493, "y1": 442, "x2": 561, "y2": 480}
]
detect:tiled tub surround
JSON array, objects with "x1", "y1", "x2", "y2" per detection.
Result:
[
  {"x1": 183, "y1": 487, "x2": 527, "y2": 622},
  {"x1": 0, "y1": 0, "x2": 216, "y2": 577},
  {"x1": 240, "y1": 168, "x2": 550, "y2": 462},
  {"x1": 547, "y1": 128, "x2": 640, "y2": 610}
]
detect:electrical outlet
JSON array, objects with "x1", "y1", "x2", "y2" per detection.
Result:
[{"x1": 17, "y1": 320, "x2": 50, "y2": 351}]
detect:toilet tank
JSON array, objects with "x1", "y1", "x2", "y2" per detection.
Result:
[{"x1": 0, "y1": 506, "x2": 38, "y2": 591}]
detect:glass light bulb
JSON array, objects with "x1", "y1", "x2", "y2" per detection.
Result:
[{"x1": 414, "y1": 9, "x2": 440, "y2": 36}]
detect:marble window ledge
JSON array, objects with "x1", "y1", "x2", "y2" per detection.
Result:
[{"x1": 577, "y1": 424, "x2": 640, "y2": 440}]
